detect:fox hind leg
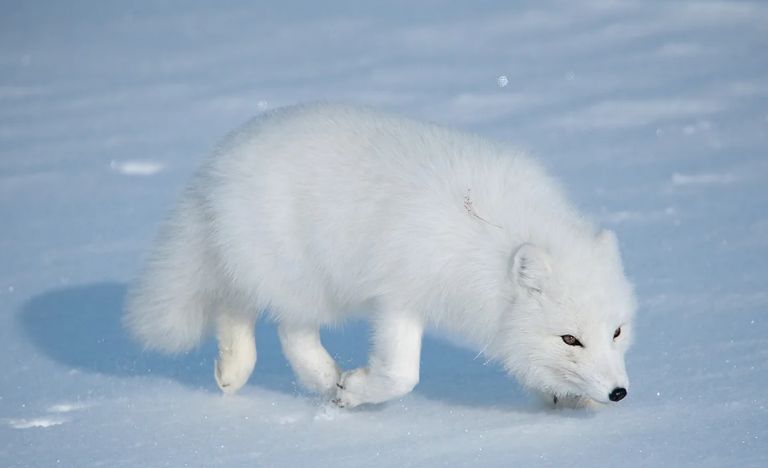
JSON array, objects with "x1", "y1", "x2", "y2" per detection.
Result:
[
  {"x1": 278, "y1": 324, "x2": 340, "y2": 396},
  {"x1": 214, "y1": 311, "x2": 257, "y2": 394}
]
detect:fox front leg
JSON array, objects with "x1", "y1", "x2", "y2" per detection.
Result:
[{"x1": 334, "y1": 313, "x2": 423, "y2": 408}]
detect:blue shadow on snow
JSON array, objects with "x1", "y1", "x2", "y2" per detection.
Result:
[{"x1": 19, "y1": 282, "x2": 526, "y2": 408}]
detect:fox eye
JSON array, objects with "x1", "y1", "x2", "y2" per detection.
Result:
[
  {"x1": 561, "y1": 335, "x2": 583, "y2": 347},
  {"x1": 613, "y1": 327, "x2": 621, "y2": 339}
]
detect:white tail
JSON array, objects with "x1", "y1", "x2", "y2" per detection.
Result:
[{"x1": 123, "y1": 195, "x2": 215, "y2": 353}]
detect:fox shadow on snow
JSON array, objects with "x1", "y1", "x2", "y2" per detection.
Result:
[{"x1": 19, "y1": 282, "x2": 527, "y2": 408}]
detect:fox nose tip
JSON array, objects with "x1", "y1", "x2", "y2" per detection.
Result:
[{"x1": 609, "y1": 387, "x2": 627, "y2": 402}]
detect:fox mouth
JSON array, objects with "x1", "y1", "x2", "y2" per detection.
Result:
[{"x1": 552, "y1": 393, "x2": 607, "y2": 408}]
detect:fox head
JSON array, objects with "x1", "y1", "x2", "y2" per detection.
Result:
[{"x1": 497, "y1": 229, "x2": 636, "y2": 406}]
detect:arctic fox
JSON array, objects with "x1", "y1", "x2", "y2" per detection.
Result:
[{"x1": 124, "y1": 103, "x2": 636, "y2": 408}]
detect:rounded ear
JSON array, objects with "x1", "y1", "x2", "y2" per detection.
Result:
[
  {"x1": 596, "y1": 229, "x2": 620, "y2": 256},
  {"x1": 509, "y1": 243, "x2": 552, "y2": 293}
]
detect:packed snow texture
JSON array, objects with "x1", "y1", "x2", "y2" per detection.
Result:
[{"x1": 1, "y1": 1, "x2": 767, "y2": 466}]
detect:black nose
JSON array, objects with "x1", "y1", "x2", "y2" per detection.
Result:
[{"x1": 609, "y1": 387, "x2": 627, "y2": 402}]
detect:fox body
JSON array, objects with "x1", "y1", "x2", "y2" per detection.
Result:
[{"x1": 125, "y1": 103, "x2": 636, "y2": 407}]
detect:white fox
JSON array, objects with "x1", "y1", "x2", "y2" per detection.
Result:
[{"x1": 124, "y1": 103, "x2": 636, "y2": 408}]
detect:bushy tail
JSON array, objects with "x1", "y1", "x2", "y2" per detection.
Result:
[{"x1": 124, "y1": 197, "x2": 214, "y2": 353}]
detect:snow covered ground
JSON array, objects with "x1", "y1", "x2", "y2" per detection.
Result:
[{"x1": 2, "y1": 1, "x2": 767, "y2": 466}]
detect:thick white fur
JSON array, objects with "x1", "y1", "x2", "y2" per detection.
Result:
[{"x1": 124, "y1": 103, "x2": 636, "y2": 407}]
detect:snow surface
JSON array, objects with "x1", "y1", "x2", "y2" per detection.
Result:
[{"x1": 2, "y1": 1, "x2": 767, "y2": 466}]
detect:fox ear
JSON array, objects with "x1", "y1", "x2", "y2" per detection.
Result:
[
  {"x1": 509, "y1": 244, "x2": 552, "y2": 293},
  {"x1": 596, "y1": 229, "x2": 620, "y2": 256}
]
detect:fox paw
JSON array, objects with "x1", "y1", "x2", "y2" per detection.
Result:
[
  {"x1": 331, "y1": 369, "x2": 367, "y2": 408},
  {"x1": 214, "y1": 345, "x2": 256, "y2": 394}
]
